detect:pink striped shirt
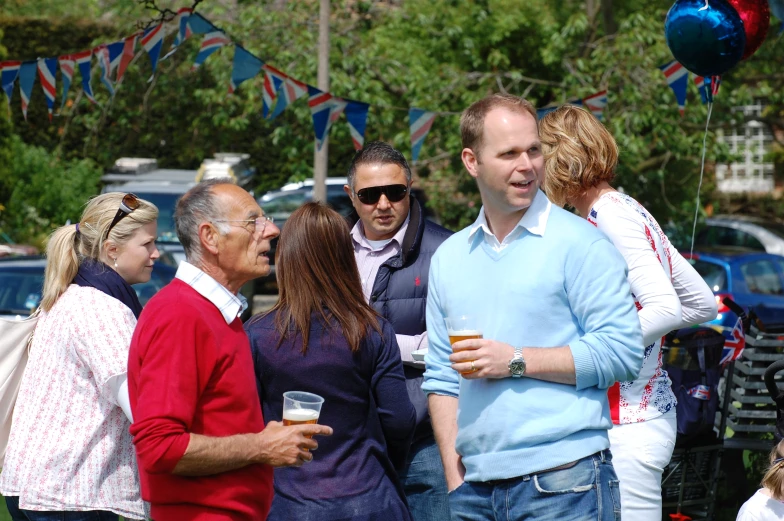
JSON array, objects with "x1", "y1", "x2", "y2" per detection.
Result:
[
  {"x1": 0, "y1": 285, "x2": 145, "y2": 519},
  {"x1": 351, "y1": 217, "x2": 427, "y2": 363}
]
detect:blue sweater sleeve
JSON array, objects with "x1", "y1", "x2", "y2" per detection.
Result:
[
  {"x1": 422, "y1": 250, "x2": 460, "y2": 398},
  {"x1": 371, "y1": 321, "x2": 416, "y2": 468},
  {"x1": 566, "y1": 238, "x2": 644, "y2": 390}
]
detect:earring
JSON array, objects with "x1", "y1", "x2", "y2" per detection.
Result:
[{"x1": 113, "y1": 258, "x2": 118, "y2": 268}]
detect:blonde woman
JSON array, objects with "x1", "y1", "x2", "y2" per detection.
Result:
[
  {"x1": 0, "y1": 193, "x2": 159, "y2": 521},
  {"x1": 539, "y1": 105, "x2": 717, "y2": 521}
]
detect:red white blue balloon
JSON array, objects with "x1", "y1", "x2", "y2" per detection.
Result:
[{"x1": 665, "y1": 0, "x2": 747, "y2": 77}]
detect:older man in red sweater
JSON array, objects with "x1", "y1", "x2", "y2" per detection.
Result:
[{"x1": 128, "y1": 179, "x2": 332, "y2": 520}]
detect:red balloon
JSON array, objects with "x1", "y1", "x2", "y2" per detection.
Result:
[{"x1": 727, "y1": 0, "x2": 771, "y2": 60}]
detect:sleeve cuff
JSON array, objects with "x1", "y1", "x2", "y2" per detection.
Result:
[{"x1": 570, "y1": 341, "x2": 599, "y2": 390}]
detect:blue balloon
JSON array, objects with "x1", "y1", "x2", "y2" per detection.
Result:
[{"x1": 665, "y1": 0, "x2": 746, "y2": 77}]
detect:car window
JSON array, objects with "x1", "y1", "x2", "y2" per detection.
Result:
[
  {"x1": 327, "y1": 193, "x2": 354, "y2": 216},
  {"x1": 698, "y1": 225, "x2": 765, "y2": 251},
  {"x1": 0, "y1": 271, "x2": 44, "y2": 313},
  {"x1": 689, "y1": 260, "x2": 727, "y2": 292},
  {"x1": 740, "y1": 260, "x2": 784, "y2": 295},
  {"x1": 133, "y1": 192, "x2": 183, "y2": 244},
  {"x1": 261, "y1": 192, "x2": 309, "y2": 216}
]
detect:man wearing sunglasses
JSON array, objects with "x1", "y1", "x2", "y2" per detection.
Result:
[
  {"x1": 128, "y1": 179, "x2": 333, "y2": 521},
  {"x1": 344, "y1": 141, "x2": 453, "y2": 521}
]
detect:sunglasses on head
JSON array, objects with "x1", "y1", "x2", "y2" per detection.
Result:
[
  {"x1": 105, "y1": 193, "x2": 140, "y2": 240},
  {"x1": 355, "y1": 184, "x2": 409, "y2": 205}
]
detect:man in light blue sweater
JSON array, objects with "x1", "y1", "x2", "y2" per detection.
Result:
[{"x1": 423, "y1": 93, "x2": 644, "y2": 521}]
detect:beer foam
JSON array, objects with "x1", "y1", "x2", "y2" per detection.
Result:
[
  {"x1": 447, "y1": 329, "x2": 482, "y2": 336},
  {"x1": 282, "y1": 409, "x2": 320, "y2": 421}
]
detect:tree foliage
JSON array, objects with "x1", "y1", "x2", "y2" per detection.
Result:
[{"x1": 0, "y1": 0, "x2": 782, "y2": 248}]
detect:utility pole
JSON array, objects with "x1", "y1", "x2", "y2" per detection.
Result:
[{"x1": 313, "y1": 0, "x2": 330, "y2": 203}]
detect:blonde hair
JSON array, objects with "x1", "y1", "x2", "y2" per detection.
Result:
[
  {"x1": 761, "y1": 440, "x2": 784, "y2": 501},
  {"x1": 460, "y1": 94, "x2": 537, "y2": 159},
  {"x1": 40, "y1": 193, "x2": 158, "y2": 311},
  {"x1": 539, "y1": 104, "x2": 618, "y2": 208}
]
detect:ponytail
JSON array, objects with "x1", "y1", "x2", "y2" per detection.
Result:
[{"x1": 40, "y1": 224, "x2": 80, "y2": 311}]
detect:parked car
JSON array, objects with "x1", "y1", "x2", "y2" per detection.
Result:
[
  {"x1": 0, "y1": 256, "x2": 176, "y2": 320},
  {"x1": 257, "y1": 177, "x2": 437, "y2": 285},
  {"x1": 695, "y1": 215, "x2": 784, "y2": 256},
  {"x1": 683, "y1": 248, "x2": 784, "y2": 329}
]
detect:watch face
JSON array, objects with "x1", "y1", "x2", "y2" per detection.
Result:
[{"x1": 510, "y1": 359, "x2": 526, "y2": 376}]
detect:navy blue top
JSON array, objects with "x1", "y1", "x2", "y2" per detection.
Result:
[{"x1": 245, "y1": 311, "x2": 416, "y2": 521}]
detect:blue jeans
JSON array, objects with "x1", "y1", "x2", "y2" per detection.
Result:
[
  {"x1": 4, "y1": 497, "x2": 119, "y2": 521},
  {"x1": 398, "y1": 435, "x2": 451, "y2": 521},
  {"x1": 448, "y1": 450, "x2": 621, "y2": 521}
]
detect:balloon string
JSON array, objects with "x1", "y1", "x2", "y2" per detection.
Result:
[{"x1": 690, "y1": 101, "x2": 714, "y2": 257}]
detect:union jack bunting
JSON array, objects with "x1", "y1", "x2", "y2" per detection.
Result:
[
  {"x1": 307, "y1": 86, "x2": 345, "y2": 151},
  {"x1": 18, "y1": 61, "x2": 37, "y2": 121},
  {"x1": 188, "y1": 12, "x2": 216, "y2": 35},
  {"x1": 409, "y1": 108, "x2": 436, "y2": 162},
  {"x1": 37, "y1": 58, "x2": 57, "y2": 121},
  {"x1": 95, "y1": 45, "x2": 114, "y2": 96},
  {"x1": 659, "y1": 60, "x2": 688, "y2": 116},
  {"x1": 116, "y1": 34, "x2": 138, "y2": 85},
  {"x1": 583, "y1": 90, "x2": 608, "y2": 121},
  {"x1": 191, "y1": 31, "x2": 232, "y2": 71},
  {"x1": 162, "y1": 7, "x2": 193, "y2": 60},
  {"x1": 345, "y1": 100, "x2": 370, "y2": 150},
  {"x1": 720, "y1": 316, "x2": 746, "y2": 366},
  {"x1": 73, "y1": 50, "x2": 97, "y2": 104},
  {"x1": 107, "y1": 40, "x2": 125, "y2": 76},
  {"x1": 694, "y1": 76, "x2": 710, "y2": 104},
  {"x1": 262, "y1": 65, "x2": 287, "y2": 119},
  {"x1": 141, "y1": 24, "x2": 165, "y2": 77},
  {"x1": 57, "y1": 55, "x2": 74, "y2": 110},
  {"x1": 270, "y1": 76, "x2": 308, "y2": 119},
  {"x1": 229, "y1": 46, "x2": 263, "y2": 94},
  {"x1": 0, "y1": 60, "x2": 21, "y2": 108}
]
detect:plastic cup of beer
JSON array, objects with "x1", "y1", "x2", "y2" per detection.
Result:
[
  {"x1": 445, "y1": 315, "x2": 483, "y2": 376},
  {"x1": 283, "y1": 391, "x2": 324, "y2": 449}
]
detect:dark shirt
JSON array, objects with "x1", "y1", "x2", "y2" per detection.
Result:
[{"x1": 245, "y1": 311, "x2": 416, "y2": 521}]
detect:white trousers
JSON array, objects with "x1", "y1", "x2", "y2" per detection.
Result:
[{"x1": 608, "y1": 410, "x2": 677, "y2": 521}]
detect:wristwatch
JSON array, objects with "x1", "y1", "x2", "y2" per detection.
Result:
[{"x1": 508, "y1": 347, "x2": 526, "y2": 378}]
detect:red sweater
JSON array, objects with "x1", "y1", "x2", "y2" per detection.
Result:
[{"x1": 128, "y1": 279, "x2": 273, "y2": 521}]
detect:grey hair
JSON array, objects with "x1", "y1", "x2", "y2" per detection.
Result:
[
  {"x1": 175, "y1": 178, "x2": 233, "y2": 263},
  {"x1": 346, "y1": 141, "x2": 413, "y2": 189}
]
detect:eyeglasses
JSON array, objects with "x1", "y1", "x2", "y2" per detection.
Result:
[
  {"x1": 354, "y1": 184, "x2": 409, "y2": 205},
  {"x1": 213, "y1": 215, "x2": 274, "y2": 236},
  {"x1": 105, "y1": 193, "x2": 140, "y2": 240}
]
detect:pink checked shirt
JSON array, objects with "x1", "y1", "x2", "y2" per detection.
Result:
[
  {"x1": 0, "y1": 285, "x2": 145, "y2": 519},
  {"x1": 350, "y1": 216, "x2": 427, "y2": 364}
]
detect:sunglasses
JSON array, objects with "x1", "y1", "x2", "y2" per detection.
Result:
[
  {"x1": 105, "y1": 193, "x2": 140, "y2": 240},
  {"x1": 354, "y1": 184, "x2": 409, "y2": 205}
]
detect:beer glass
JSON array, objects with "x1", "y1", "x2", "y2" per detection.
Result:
[
  {"x1": 282, "y1": 391, "x2": 324, "y2": 436},
  {"x1": 445, "y1": 315, "x2": 483, "y2": 376}
]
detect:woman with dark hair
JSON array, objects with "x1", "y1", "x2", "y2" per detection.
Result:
[{"x1": 245, "y1": 202, "x2": 416, "y2": 521}]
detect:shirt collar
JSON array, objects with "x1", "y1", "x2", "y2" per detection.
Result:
[
  {"x1": 351, "y1": 213, "x2": 410, "y2": 251},
  {"x1": 175, "y1": 261, "x2": 248, "y2": 324},
  {"x1": 468, "y1": 189, "x2": 552, "y2": 243}
]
